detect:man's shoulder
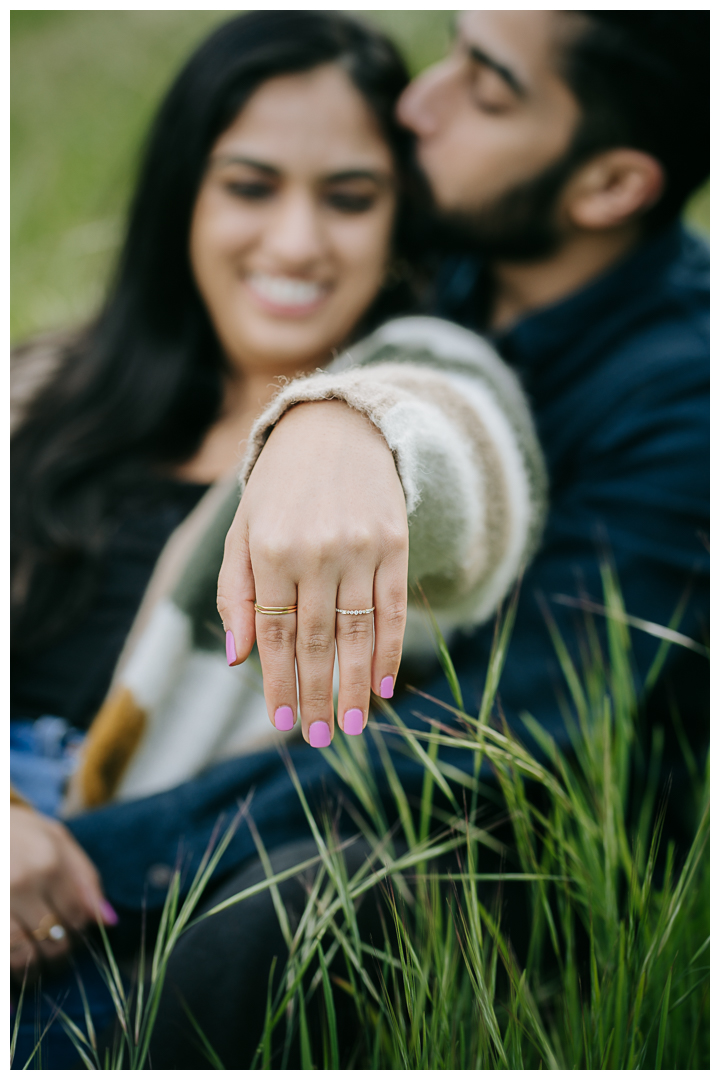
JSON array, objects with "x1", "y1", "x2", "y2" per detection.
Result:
[
  {"x1": 556, "y1": 223, "x2": 708, "y2": 374},
  {"x1": 537, "y1": 223, "x2": 707, "y2": 396},
  {"x1": 633, "y1": 226, "x2": 709, "y2": 357},
  {"x1": 595, "y1": 230, "x2": 709, "y2": 398},
  {"x1": 578, "y1": 305, "x2": 708, "y2": 441}
]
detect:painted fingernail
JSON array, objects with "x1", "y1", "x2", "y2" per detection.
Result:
[
  {"x1": 274, "y1": 706, "x2": 295, "y2": 731},
  {"x1": 309, "y1": 721, "x2": 332, "y2": 748},
  {"x1": 226, "y1": 630, "x2": 237, "y2": 666},
  {"x1": 100, "y1": 900, "x2": 119, "y2": 926},
  {"x1": 380, "y1": 676, "x2": 394, "y2": 699},
  {"x1": 343, "y1": 708, "x2": 364, "y2": 736}
]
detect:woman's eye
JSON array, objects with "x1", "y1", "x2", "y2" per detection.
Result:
[
  {"x1": 226, "y1": 181, "x2": 274, "y2": 201},
  {"x1": 326, "y1": 192, "x2": 376, "y2": 214}
]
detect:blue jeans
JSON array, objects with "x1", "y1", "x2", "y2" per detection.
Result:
[{"x1": 10, "y1": 716, "x2": 84, "y2": 817}]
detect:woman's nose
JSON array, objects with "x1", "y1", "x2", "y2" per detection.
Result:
[
  {"x1": 396, "y1": 60, "x2": 456, "y2": 138},
  {"x1": 263, "y1": 190, "x2": 325, "y2": 267}
]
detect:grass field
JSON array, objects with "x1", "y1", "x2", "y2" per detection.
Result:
[
  {"x1": 11, "y1": 9, "x2": 709, "y2": 343},
  {"x1": 12, "y1": 573, "x2": 710, "y2": 1069}
]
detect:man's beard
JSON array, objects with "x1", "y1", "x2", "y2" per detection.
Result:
[{"x1": 428, "y1": 141, "x2": 587, "y2": 263}]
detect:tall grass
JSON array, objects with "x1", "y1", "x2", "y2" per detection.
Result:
[{"x1": 12, "y1": 566, "x2": 709, "y2": 1069}]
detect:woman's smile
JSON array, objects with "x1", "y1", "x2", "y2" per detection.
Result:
[{"x1": 244, "y1": 271, "x2": 330, "y2": 316}]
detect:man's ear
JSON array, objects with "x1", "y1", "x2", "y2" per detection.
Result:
[{"x1": 563, "y1": 149, "x2": 665, "y2": 230}]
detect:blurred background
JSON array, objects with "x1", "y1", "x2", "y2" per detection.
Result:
[{"x1": 11, "y1": 10, "x2": 709, "y2": 344}]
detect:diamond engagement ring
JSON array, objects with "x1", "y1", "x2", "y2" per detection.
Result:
[{"x1": 336, "y1": 606, "x2": 375, "y2": 615}]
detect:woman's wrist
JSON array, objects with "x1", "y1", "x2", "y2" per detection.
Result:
[{"x1": 237, "y1": 369, "x2": 410, "y2": 506}]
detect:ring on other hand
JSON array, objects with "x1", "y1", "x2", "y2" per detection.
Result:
[
  {"x1": 32, "y1": 915, "x2": 66, "y2": 942},
  {"x1": 254, "y1": 603, "x2": 298, "y2": 615},
  {"x1": 336, "y1": 606, "x2": 375, "y2": 615}
]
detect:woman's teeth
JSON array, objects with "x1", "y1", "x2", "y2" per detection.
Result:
[{"x1": 248, "y1": 274, "x2": 325, "y2": 307}]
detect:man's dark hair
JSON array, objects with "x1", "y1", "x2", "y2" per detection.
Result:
[{"x1": 562, "y1": 11, "x2": 709, "y2": 229}]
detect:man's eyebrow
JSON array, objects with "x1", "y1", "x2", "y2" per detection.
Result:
[{"x1": 467, "y1": 44, "x2": 527, "y2": 98}]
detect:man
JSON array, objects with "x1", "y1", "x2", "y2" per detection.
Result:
[{"x1": 395, "y1": 10, "x2": 709, "y2": 830}]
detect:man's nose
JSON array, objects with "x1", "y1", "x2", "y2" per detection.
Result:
[
  {"x1": 396, "y1": 60, "x2": 456, "y2": 137},
  {"x1": 264, "y1": 190, "x2": 325, "y2": 266}
]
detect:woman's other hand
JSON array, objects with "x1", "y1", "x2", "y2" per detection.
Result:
[
  {"x1": 217, "y1": 400, "x2": 408, "y2": 746},
  {"x1": 10, "y1": 804, "x2": 117, "y2": 977}
]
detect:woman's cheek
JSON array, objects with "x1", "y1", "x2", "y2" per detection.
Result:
[{"x1": 341, "y1": 218, "x2": 393, "y2": 296}]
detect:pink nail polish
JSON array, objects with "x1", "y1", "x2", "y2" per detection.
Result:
[
  {"x1": 380, "y1": 676, "x2": 394, "y2": 699},
  {"x1": 100, "y1": 900, "x2": 119, "y2": 926},
  {"x1": 343, "y1": 708, "x2": 364, "y2": 735},
  {"x1": 226, "y1": 630, "x2": 237, "y2": 666},
  {"x1": 275, "y1": 706, "x2": 295, "y2": 731},
  {"x1": 309, "y1": 721, "x2": 332, "y2": 748}
]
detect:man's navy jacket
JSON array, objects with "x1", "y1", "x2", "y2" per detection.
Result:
[
  {"x1": 436, "y1": 221, "x2": 709, "y2": 743},
  {"x1": 71, "y1": 223, "x2": 710, "y2": 910}
]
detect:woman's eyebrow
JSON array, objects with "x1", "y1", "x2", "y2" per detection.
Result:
[
  {"x1": 209, "y1": 158, "x2": 392, "y2": 187},
  {"x1": 323, "y1": 169, "x2": 393, "y2": 186},
  {"x1": 211, "y1": 155, "x2": 280, "y2": 175}
]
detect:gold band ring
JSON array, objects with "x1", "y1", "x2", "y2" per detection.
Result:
[
  {"x1": 336, "y1": 606, "x2": 375, "y2": 615},
  {"x1": 32, "y1": 915, "x2": 67, "y2": 943},
  {"x1": 254, "y1": 603, "x2": 298, "y2": 615}
]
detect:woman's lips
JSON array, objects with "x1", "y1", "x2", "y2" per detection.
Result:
[{"x1": 246, "y1": 272, "x2": 329, "y2": 315}]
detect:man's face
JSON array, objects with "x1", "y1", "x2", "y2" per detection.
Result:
[{"x1": 397, "y1": 11, "x2": 583, "y2": 258}]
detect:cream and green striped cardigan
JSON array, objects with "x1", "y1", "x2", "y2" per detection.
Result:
[{"x1": 14, "y1": 316, "x2": 547, "y2": 814}]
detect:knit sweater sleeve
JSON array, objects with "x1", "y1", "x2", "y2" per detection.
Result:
[{"x1": 239, "y1": 316, "x2": 547, "y2": 633}]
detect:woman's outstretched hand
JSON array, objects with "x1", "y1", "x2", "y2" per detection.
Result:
[
  {"x1": 217, "y1": 400, "x2": 408, "y2": 746},
  {"x1": 10, "y1": 804, "x2": 117, "y2": 978}
]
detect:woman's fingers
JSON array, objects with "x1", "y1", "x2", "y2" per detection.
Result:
[
  {"x1": 253, "y1": 597, "x2": 299, "y2": 735},
  {"x1": 10, "y1": 897, "x2": 71, "y2": 972},
  {"x1": 10, "y1": 916, "x2": 36, "y2": 977},
  {"x1": 370, "y1": 547, "x2": 408, "y2": 701},
  {"x1": 335, "y1": 575, "x2": 376, "y2": 736},
  {"x1": 247, "y1": 550, "x2": 407, "y2": 743},
  {"x1": 295, "y1": 583, "x2": 338, "y2": 747},
  {"x1": 217, "y1": 512, "x2": 257, "y2": 667}
]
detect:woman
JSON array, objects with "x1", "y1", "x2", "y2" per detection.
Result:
[{"x1": 11, "y1": 11, "x2": 546, "y2": 1067}]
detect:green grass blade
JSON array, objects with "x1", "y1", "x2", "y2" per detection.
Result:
[
  {"x1": 179, "y1": 995, "x2": 225, "y2": 1068},
  {"x1": 10, "y1": 967, "x2": 30, "y2": 1067},
  {"x1": 414, "y1": 583, "x2": 464, "y2": 710},
  {"x1": 654, "y1": 968, "x2": 673, "y2": 1069},
  {"x1": 318, "y1": 945, "x2": 340, "y2": 1069}
]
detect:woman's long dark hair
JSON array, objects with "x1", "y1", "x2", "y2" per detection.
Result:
[{"x1": 12, "y1": 11, "x2": 419, "y2": 652}]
